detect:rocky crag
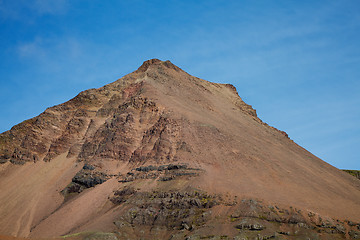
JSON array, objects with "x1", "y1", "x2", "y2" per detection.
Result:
[{"x1": 0, "y1": 59, "x2": 359, "y2": 239}]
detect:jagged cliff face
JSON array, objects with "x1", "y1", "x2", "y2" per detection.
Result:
[{"x1": 0, "y1": 59, "x2": 359, "y2": 239}]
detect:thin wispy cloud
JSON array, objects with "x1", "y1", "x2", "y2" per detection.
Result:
[
  {"x1": 0, "y1": 0, "x2": 68, "y2": 21},
  {"x1": 17, "y1": 37, "x2": 82, "y2": 61},
  {"x1": 17, "y1": 37, "x2": 46, "y2": 58},
  {"x1": 32, "y1": 0, "x2": 68, "y2": 15}
]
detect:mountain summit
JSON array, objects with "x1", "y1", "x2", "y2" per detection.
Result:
[{"x1": 0, "y1": 59, "x2": 359, "y2": 239}]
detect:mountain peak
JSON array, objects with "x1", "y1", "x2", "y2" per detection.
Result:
[
  {"x1": 137, "y1": 58, "x2": 182, "y2": 72},
  {"x1": 0, "y1": 59, "x2": 359, "y2": 239}
]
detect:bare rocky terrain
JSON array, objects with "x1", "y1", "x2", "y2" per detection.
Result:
[{"x1": 0, "y1": 59, "x2": 359, "y2": 240}]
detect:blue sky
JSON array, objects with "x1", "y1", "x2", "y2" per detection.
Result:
[{"x1": 0, "y1": 0, "x2": 359, "y2": 169}]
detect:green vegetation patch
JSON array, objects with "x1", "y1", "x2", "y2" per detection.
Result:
[{"x1": 343, "y1": 170, "x2": 360, "y2": 180}]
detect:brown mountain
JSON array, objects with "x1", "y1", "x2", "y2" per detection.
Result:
[{"x1": 0, "y1": 59, "x2": 359, "y2": 240}]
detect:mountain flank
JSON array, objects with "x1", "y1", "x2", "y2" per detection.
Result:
[{"x1": 0, "y1": 59, "x2": 359, "y2": 239}]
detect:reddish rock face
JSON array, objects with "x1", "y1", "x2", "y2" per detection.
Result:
[
  {"x1": 0, "y1": 60, "x2": 267, "y2": 166},
  {"x1": 0, "y1": 59, "x2": 359, "y2": 239}
]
